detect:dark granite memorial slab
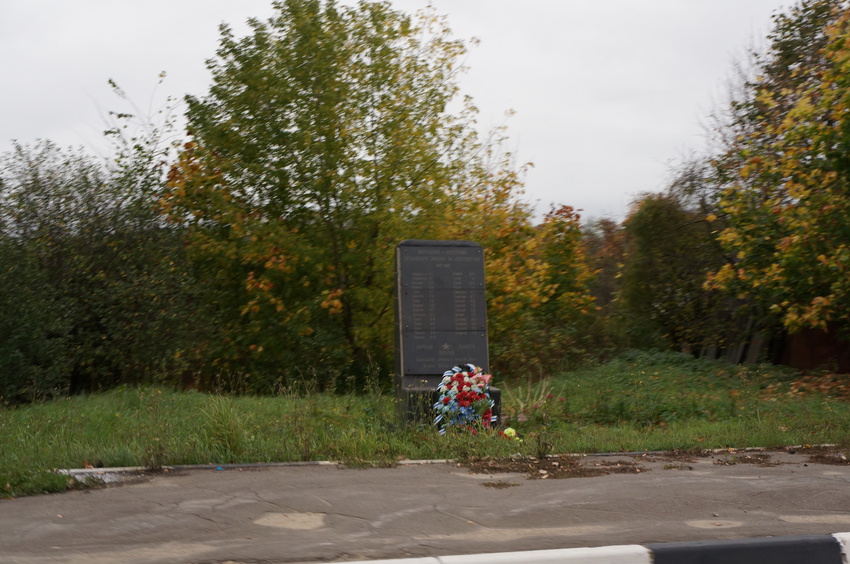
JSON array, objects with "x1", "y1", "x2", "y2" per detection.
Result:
[{"x1": 394, "y1": 240, "x2": 499, "y2": 423}]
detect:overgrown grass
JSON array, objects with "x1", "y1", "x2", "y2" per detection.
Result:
[
  {"x1": 3, "y1": 350, "x2": 850, "y2": 497},
  {"x1": 501, "y1": 350, "x2": 850, "y2": 454}
]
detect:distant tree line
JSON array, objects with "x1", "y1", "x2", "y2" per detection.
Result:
[{"x1": 2, "y1": 0, "x2": 848, "y2": 403}]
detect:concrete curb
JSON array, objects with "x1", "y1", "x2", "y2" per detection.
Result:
[
  {"x1": 54, "y1": 442, "x2": 841, "y2": 476},
  {"x1": 339, "y1": 533, "x2": 850, "y2": 563}
]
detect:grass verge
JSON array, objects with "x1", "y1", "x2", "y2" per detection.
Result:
[{"x1": 2, "y1": 350, "x2": 849, "y2": 497}]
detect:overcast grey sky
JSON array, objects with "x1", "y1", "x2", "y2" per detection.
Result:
[{"x1": 1, "y1": 1, "x2": 789, "y2": 222}]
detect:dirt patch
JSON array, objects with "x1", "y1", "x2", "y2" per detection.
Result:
[
  {"x1": 662, "y1": 462, "x2": 695, "y2": 471},
  {"x1": 712, "y1": 453, "x2": 780, "y2": 467},
  {"x1": 807, "y1": 452, "x2": 850, "y2": 465},
  {"x1": 650, "y1": 449, "x2": 707, "y2": 463},
  {"x1": 465, "y1": 455, "x2": 647, "y2": 480},
  {"x1": 480, "y1": 480, "x2": 520, "y2": 489},
  {"x1": 737, "y1": 453, "x2": 779, "y2": 466},
  {"x1": 780, "y1": 445, "x2": 850, "y2": 465}
]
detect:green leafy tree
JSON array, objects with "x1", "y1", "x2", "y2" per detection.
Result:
[
  {"x1": 164, "y1": 0, "x2": 541, "y2": 388},
  {"x1": 0, "y1": 131, "x2": 197, "y2": 398},
  {"x1": 580, "y1": 217, "x2": 629, "y2": 355},
  {"x1": 0, "y1": 237, "x2": 70, "y2": 403},
  {"x1": 620, "y1": 193, "x2": 733, "y2": 352},
  {"x1": 582, "y1": 217, "x2": 626, "y2": 311}
]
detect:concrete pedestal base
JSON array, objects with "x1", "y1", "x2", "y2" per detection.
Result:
[{"x1": 396, "y1": 386, "x2": 501, "y2": 426}]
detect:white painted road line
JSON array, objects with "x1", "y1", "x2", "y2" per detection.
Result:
[
  {"x1": 340, "y1": 534, "x2": 850, "y2": 564},
  {"x1": 440, "y1": 545, "x2": 651, "y2": 563},
  {"x1": 340, "y1": 546, "x2": 653, "y2": 564}
]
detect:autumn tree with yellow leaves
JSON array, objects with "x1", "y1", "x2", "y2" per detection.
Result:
[{"x1": 706, "y1": 1, "x2": 850, "y2": 336}]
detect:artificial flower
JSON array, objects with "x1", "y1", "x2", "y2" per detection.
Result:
[{"x1": 433, "y1": 363, "x2": 496, "y2": 434}]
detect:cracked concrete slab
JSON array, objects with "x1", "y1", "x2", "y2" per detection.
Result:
[{"x1": 1, "y1": 450, "x2": 849, "y2": 563}]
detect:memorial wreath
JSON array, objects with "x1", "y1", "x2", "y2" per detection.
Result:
[{"x1": 433, "y1": 363, "x2": 496, "y2": 433}]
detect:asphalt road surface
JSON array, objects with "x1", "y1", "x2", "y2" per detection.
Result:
[{"x1": 2, "y1": 448, "x2": 850, "y2": 563}]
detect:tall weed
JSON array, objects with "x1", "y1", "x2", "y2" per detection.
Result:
[{"x1": 201, "y1": 395, "x2": 245, "y2": 462}]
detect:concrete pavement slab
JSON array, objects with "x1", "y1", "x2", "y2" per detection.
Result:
[{"x1": 1, "y1": 449, "x2": 850, "y2": 563}]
